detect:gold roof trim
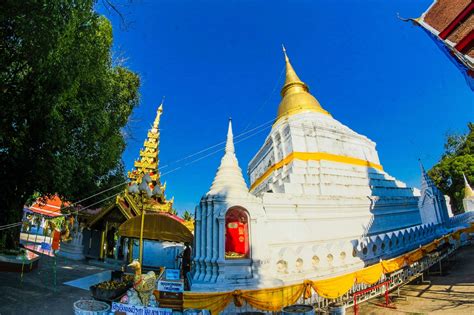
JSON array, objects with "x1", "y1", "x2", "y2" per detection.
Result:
[
  {"x1": 88, "y1": 195, "x2": 133, "y2": 227},
  {"x1": 118, "y1": 213, "x2": 193, "y2": 243}
]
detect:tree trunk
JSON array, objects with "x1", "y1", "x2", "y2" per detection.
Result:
[{"x1": 0, "y1": 196, "x2": 27, "y2": 250}]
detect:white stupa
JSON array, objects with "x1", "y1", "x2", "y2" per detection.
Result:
[{"x1": 191, "y1": 48, "x2": 457, "y2": 291}]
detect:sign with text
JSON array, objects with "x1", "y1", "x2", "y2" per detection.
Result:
[
  {"x1": 111, "y1": 302, "x2": 172, "y2": 315},
  {"x1": 164, "y1": 268, "x2": 180, "y2": 280},
  {"x1": 157, "y1": 280, "x2": 184, "y2": 293}
]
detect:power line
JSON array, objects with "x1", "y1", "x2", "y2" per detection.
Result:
[
  {"x1": 0, "y1": 222, "x2": 23, "y2": 231},
  {"x1": 158, "y1": 117, "x2": 275, "y2": 171},
  {"x1": 68, "y1": 181, "x2": 127, "y2": 207},
  {"x1": 76, "y1": 191, "x2": 122, "y2": 212},
  {"x1": 160, "y1": 121, "x2": 272, "y2": 177},
  {"x1": 242, "y1": 64, "x2": 285, "y2": 132},
  {"x1": 17, "y1": 79, "x2": 280, "y2": 215}
]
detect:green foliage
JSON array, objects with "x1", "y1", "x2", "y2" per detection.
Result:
[
  {"x1": 0, "y1": 0, "x2": 140, "y2": 247},
  {"x1": 428, "y1": 123, "x2": 474, "y2": 213},
  {"x1": 182, "y1": 210, "x2": 193, "y2": 221}
]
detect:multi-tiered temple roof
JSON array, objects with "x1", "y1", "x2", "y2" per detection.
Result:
[{"x1": 89, "y1": 102, "x2": 175, "y2": 227}]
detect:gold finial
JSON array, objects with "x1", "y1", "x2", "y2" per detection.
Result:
[
  {"x1": 274, "y1": 46, "x2": 330, "y2": 123},
  {"x1": 281, "y1": 46, "x2": 304, "y2": 89},
  {"x1": 159, "y1": 96, "x2": 165, "y2": 111},
  {"x1": 153, "y1": 98, "x2": 164, "y2": 129},
  {"x1": 282, "y1": 44, "x2": 289, "y2": 63}
]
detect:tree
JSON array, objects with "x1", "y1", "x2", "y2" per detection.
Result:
[
  {"x1": 428, "y1": 123, "x2": 474, "y2": 214},
  {"x1": 0, "y1": 0, "x2": 140, "y2": 248},
  {"x1": 183, "y1": 210, "x2": 193, "y2": 221}
]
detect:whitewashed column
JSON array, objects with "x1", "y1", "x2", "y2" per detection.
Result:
[
  {"x1": 192, "y1": 205, "x2": 201, "y2": 280},
  {"x1": 197, "y1": 200, "x2": 207, "y2": 281},
  {"x1": 204, "y1": 199, "x2": 213, "y2": 282},
  {"x1": 216, "y1": 216, "x2": 226, "y2": 282},
  {"x1": 210, "y1": 206, "x2": 220, "y2": 282}
]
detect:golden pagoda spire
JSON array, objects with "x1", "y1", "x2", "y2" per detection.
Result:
[
  {"x1": 282, "y1": 44, "x2": 305, "y2": 91},
  {"x1": 128, "y1": 99, "x2": 165, "y2": 184},
  {"x1": 152, "y1": 97, "x2": 164, "y2": 132},
  {"x1": 275, "y1": 46, "x2": 330, "y2": 123},
  {"x1": 125, "y1": 98, "x2": 174, "y2": 214}
]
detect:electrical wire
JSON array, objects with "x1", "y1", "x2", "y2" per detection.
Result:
[
  {"x1": 158, "y1": 117, "x2": 275, "y2": 171},
  {"x1": 0, "y1": 222, "x2": 23, "y2": 231},
  {"x1": 75, "y1": 191, "x2": 122, "y2": 212},
  {"x1": 16, "y1": 72, "x2": 282, "y2": 217},
  {"x1": 160, "y1": 121, "x2": 273, "y2": 177},
  {"x1": 68, "y1": 181, "x2": 128, "y2": 207},
  {"x1": 242, "y1": 64, "x2": 285, "y2": 132}
]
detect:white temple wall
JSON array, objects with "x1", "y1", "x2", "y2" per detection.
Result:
[
  {"x1": 191, "y1": 193, "x2": 274, "y2": 291},
  {"x1": 260, "y1": 222, "x2": 438, "y2": 284}
]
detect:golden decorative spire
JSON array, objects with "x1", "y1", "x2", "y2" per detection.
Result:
[
  {"x1": 282, "y1": 44, "x2": 304, "y2": 91},
  {"x1": 126, "y1": 98, "x2": 174, "y2": 213},
  {"x1": 152, "y1": 97, "x2": 164, "y2": 132},
  {"x1": 275, "y1": 46, "x2": 330, "y2": 123},
  {"x1": 128, "y1": 99, "x2": 165, "y2": 184}
]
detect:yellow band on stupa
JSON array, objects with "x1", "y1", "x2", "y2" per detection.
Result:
[{"x1": 250, "y1": 152, "x2": 384, "y2": 191}]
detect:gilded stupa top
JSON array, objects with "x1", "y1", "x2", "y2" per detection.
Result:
[{"x1": 275, "y1": 46, "x2": 331, "y2": 123}]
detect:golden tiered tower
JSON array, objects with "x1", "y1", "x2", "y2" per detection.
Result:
[
  {"x1": 87, "y1": 102, "x2": 192, "y2": 261},
  {"x1": 128, "y1": 104, "x2": 163, "y2": 183},
  {"x1": 88, "y1": 102, "x2": 175, "y2": 230},
  {"x1": 126, "y1": 102, "x2": 174, "y2": 213}
]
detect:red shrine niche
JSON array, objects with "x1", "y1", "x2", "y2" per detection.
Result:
[{"x1": 225, "y1": 207, "x2": 250, "y2": 259}]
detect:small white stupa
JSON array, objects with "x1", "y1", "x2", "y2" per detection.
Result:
[{"x1": 192, "y1": 119, "x2": 266, "y2": 290}]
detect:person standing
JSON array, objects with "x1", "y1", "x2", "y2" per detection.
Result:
[{"x1": 182, "y1": 242, "x2": 192, "y2": 276}]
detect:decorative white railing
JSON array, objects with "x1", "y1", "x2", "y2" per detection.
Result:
[{"x1": 220, "y1": 239, "x2": 462, "y2": 314}]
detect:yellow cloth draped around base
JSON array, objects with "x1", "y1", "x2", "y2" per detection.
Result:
[
  {"x1": 311, "y1": 272, "x2": 355, "y2": 299},
  {"x1": 422, "y1": 241, "x2": 438, "y2": 253},
  {"x1": 355, "y1": 263, "x2": 383, "y2": 285},
  {"x1": 464, "y1": 224, "x2": 474, "y2": 233},
  {"x1": 451, "y1": 230, "x2": 462, "y2": 240},
  {"x1": 183, "y1": 232, "x2": 461, "y2": 313},
  {"x1": 406, "y1": 248, "x2": 423, "y2": 264},
  {"x1": 381, "y1": 256, "x2": 405, "y2": 274},
  {"x1": 239, "y1": 283, "x2": 306, "y2": 311},
  {"x1": 183, "y1": 291, "x2": 232, "y2": 315}
]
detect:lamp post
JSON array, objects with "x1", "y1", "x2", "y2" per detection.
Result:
[
  {"x1": 136, "y1": 172, "x2": 153, "y2": 266},
  {"x1": 139, "y1": 193, "x2": 146, "y2": 265}
]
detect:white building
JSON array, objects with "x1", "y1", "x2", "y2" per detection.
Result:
[{"x1": 191, "y1": 49, "x2": 457, "y2": 291}]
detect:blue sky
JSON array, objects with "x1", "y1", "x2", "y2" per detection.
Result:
[{"x1": 97, "y1": 0, "x2": 473, "y2": 214}]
